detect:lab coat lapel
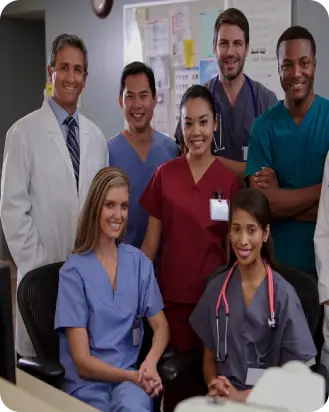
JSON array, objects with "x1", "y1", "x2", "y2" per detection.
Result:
[
  {"x1": 42, "y1": 99, "x2": 76, "y2": 184},
  {"x1": 78, "y1": 115, "x2": 91, "y2": 194}
]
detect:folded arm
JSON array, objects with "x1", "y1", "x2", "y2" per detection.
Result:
[
  {"x1": 0, "y1": 125, "x2": 48, "y2": 274},
  {"x1": 249, "y1": 175, "x2": 321, "y2": 220}
]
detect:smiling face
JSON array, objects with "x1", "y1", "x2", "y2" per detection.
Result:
[
  {"x1": 48, "y1": 45, "x2": 87, "y2": 114},
  {"x1": 278, "y1": 38, "x2": 315, "y2": 104},
  {"x1": 230, "y1": 208, "x2": 269, "y2": 267},
  {"x1": 99, "y1": 186, "x2": 129, "y2": 241},
  {"x1": 214, "y1": 23, "x2": 249, "y2": 81},
  {"x1": 181, "y1": 97, "x2": 217, "y2": 157},
  {"x1": 119, "y1": 73, "x2": 156, "y2": 133}
]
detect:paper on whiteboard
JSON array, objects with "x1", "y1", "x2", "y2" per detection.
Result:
[
  {"x1": 149, "y1": 55, "x2": 170, "y2": 89},
  {"x1": 145, "y1": 19, "x2": 169, "y2": 56},
  {"x1": 200, "y1": 10, "x2": 221, "y2": 59},
  {"x1": 230, "y1": 0, "x2": 292, "y2": 99},
  {"x1": 174, "y1": 68, "x2": 199, "y2": 124},
  {"x1": 170, "y1": 6, "x2": 190, "y2": 67},
  {"x1": 153, "y1": 89, "x2": 170, "y2": 136}
]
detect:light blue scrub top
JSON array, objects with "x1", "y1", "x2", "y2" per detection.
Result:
[
  {"x1": 107, "y1": 131, "x2": 178, "y2": 248},
  {"x1": 245, "y1": 96, "x2": 329, "y2": 273},
  {"x1": 54, "y1": 243, "x2": 164, "y2": 395},
  {"x1": 190, "y1": 267, "x2": 316, "y2": 390}
]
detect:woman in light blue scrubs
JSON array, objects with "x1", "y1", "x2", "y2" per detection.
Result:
[
  {"x1": 190, "y1": 188, "x2": 316, "y2": 402},
  {"x1": 54, "y1": 167, "x2": 170, "y2": 412}
]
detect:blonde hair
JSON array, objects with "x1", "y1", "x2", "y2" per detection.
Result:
[{"x1": 73, "y1": 167, "x2": 130, "y2": 254}]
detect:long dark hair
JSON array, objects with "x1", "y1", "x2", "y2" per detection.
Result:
[{"x1": 227, "y1": 188, "x2": 278, "y2": 270}]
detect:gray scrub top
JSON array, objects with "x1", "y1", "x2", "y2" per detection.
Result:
[
  {"x1": 175, "y1": 76, "x2": 277, "y2": 161},
  {"x1": 189, "y1": 267, "x2": 317, "y2": 390}
]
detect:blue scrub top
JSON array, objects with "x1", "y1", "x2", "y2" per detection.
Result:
[
  {"x1": 54, "y1": 243, "x2": 164, "y2": 395},
  {"x1": 190, "y1": 267, "x2": 316, "y2": 390},
  {"x1": 107, "y1": 130, "x2": 178, "y2": 248},
  {"x1": 245, "y1": 96, "x2": 329, "y2": 273}
]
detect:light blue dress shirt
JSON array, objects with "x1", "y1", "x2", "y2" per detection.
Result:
[{"x1": 48, "y1": 97, "x2": 80, "y2": 144}]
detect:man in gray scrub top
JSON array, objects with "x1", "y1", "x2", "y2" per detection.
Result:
[{"x1": 175, "y1": 8, "x2": 277, "y2": 181}]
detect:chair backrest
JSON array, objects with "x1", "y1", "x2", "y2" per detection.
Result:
[
  {"x1": 275, "y1": 264, "x2": 323, "y2": 355},
  {"x1": 17, "y1": 262, "x2": 64, "y2": 361}
]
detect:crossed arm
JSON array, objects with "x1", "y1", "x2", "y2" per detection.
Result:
[{"x1": 248, "y1": 168, "x2": 321, "y2": 222}]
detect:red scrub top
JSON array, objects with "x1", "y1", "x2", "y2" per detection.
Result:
[{"x1": 140, "y1": 156, "x2": 241, "y2": 304}]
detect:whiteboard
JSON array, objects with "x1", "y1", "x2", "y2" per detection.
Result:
[{"x1": 123, "y1": 0, "x2": 292, "y2": 135}]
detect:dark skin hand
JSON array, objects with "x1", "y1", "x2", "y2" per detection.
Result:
[
  {"x1": 208, "y1": 376, "x2": 251, "y2": 401},
  {"x1": 250, "y1": 167, "x2": 319, "y2": 221},
  {"x1": 250, "y1": 167, "x2": 279, "y2": 189}
]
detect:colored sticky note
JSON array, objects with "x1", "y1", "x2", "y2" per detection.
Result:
[
  {"x1": 45, "y1": 82, "x2": 53, "y2": 97},
  {"x1": 183, "y1": 39, "x2": 194, "y2": 68}
]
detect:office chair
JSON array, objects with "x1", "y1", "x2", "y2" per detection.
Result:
[
  {"x1": 0, "y1": 264, "x2": 16, "y2": 384},
  {"x1": 17, "y1": 262, "x2": 65, "y2": 387},
  {"x1": 16, "y1": 262, "x2": 163, "y2": 410}
]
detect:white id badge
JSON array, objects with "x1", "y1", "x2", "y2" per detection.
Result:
[
  {"x1": 245, "y1": 367, "x2": 266, "y2": 385},
  {"x1": 243, "y1": 145, "x2": 249, "y2": 161},
  {"x1": 210, "y1": 199, "x2": 229, "y2": 221},
  {"x1": 133, "y1": 318, "x2": 141, "y2": 346}
]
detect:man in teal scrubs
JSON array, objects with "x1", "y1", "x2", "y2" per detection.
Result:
[{"x1": 245, "y1": 26, "x2": 329, "y2": 274}]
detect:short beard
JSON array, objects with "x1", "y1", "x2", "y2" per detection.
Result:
[{"x1": 218, "y1": 58, "x2": 245, "y2": 81}]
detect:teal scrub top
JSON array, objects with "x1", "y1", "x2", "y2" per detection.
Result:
[{"x1": 245, "y1": 95, "x2": 329, "y2": 274}]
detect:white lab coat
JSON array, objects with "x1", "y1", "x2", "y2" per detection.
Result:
[
  {"x1": 314, "y1": 151, "x2": 329, "y2": 371},
  {"x1": 0, "y1": 98, "x2": 108, "y2": 356}
]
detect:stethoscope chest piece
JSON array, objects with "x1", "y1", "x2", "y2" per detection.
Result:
[{"x1": 268, "y1": 313, "x2": 277, "y2": 329}]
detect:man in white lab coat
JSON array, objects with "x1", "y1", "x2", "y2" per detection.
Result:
[
  {"x1": 0, "y1": 33, "x2": 108, "y2": 357},
  {"x1": 314, "y1": 152, "x2": 329, "y2": 372}
]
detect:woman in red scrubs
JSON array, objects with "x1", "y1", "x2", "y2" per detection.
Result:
[{"x1": 140, "y1": 85, "x2": 241, "y2": 411}]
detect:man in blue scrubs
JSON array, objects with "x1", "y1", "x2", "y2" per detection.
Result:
[
  {"x1": 175, "y1": 8, "x2": 277, "y2": 181},
  {"x1": 246, "y1": 26, "x2": 329, "y2": 274},
  {"x1": 108, "y1": 62, "x2": 178, "y2": 248}
]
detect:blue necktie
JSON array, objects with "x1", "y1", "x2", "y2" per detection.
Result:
[{"x1": 64, "y1": 116, "x2": 79, "y2": 191}]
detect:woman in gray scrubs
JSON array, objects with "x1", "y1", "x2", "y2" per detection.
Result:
[{"x1": 189, "y1": 188, "x2": 316, "y2": 402}]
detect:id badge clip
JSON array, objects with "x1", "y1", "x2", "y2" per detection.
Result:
[
  {"x1": 210, "y1": 191, "x2": 229, "y2": 222},
  {"x1": 133, "y1": 316, "x2": 142, "y2": 346}
]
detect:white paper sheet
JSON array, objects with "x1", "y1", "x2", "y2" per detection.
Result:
[
  {"x1": 170, "y1": 6, "x2": 190, "y2": 67},
  {"x1": 153, "y1": 89, "x2": 170, "y2": 136},
  {"x1": 149, "y1": 55, "x2": 170, "y2": 89},
  {"x1": 145, "y1": 19, "x2": 170, "y2": 56}
]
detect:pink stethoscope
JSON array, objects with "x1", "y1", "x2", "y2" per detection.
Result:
[{"x1": 215, "y1": 261, "x2": 276, "y2": 363}]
